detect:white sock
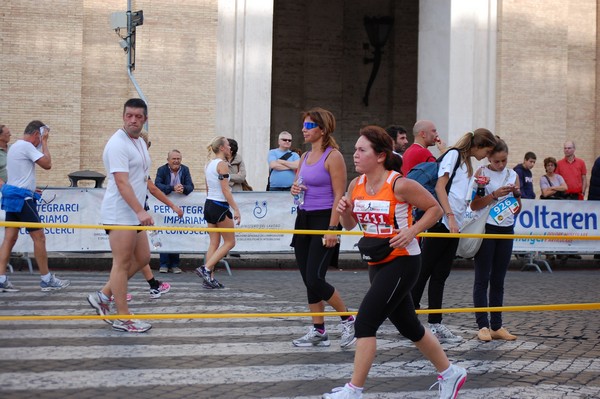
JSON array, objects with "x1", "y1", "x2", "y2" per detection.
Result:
[
  {"x1": 440, "y1": 364, "x2": 454, "y2": 378},
  {"x1": 41, "y1": 273, "x2": 52, "y2": 282},
  {"x1": 348, "y1": 382, "x2": 363, "y2": 392},
  {"x1": 98, "y1": 291, "x2": 110, "y2": 301}
]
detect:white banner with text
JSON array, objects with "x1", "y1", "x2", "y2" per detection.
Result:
[{"x1": 0, "y1": 190, "x2": 598, "y2": 253}]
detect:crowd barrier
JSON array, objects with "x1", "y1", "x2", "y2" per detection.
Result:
[{"x1": 0, "y1": 188, "x2": 598, "y2": 255}]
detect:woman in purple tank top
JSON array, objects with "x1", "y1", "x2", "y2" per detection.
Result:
[{"x1": 289, "y1": 107, "x2": 356, "y2": 349}]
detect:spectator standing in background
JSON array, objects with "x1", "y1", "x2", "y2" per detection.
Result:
[
  {"x1": 227, "y1": 138, "x2": 249, "y2": 192},
  {"x1": 556, "y1": 141, "x2": 587, "y2": 200},
  {"x1": 385, "y1": 125, "x2": 409, "y2": 156},
  {"x1": 400, "y1": 120, "x2": 446, "y2": 176},
  {"x1": 267, "y1": 131, "x2": 300, "y2": 191},
  {"x1": 0, "y1": 124, "x2": 12, "y2": 186},
  {"x1": 513, "y1": 152, "x2": 536, "y2": 199},
  {"x1": 384, "y1": 125, "x2": 407, "y2": 173},
  {"x1": 411, "y1": 129, "x2": 497, "y2": 343},
  {"x1": 589, "y1": 156, "x2": 600, "y2": 259},
  {"x1": 587, "y1": 156, "x2": 600, "y2": 201},
  {"x1": 539, "y1": 157, "x2": 568, "y2": 200},
  {"x1": 469, "y1": 138, "x2": 521, "y2": 342},
  {"x1": 155, "y1": 149, "x2": 194, "y2": 273}
]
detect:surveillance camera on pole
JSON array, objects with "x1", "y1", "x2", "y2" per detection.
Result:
[{"x1": 110, "y1": 9, "x2": 143, "y2": 68}]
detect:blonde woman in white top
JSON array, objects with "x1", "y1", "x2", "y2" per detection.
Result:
[{"x1": 195, "y1": 136, "x2": 240, "y2": 289}]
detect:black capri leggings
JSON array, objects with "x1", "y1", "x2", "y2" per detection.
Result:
[
  {"x1": 354, "y1": 255, "x2": 426, "y2": 342},
  {"x1": 291, "y1": 209, "x2": 340, "y2": 304}
]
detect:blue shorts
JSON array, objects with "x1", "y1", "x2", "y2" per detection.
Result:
[
  {"x1": 5, "y1": 198, "x2": 42, "y2": 232},
  {"x1": 204, "y1": 199, "x2": 232, "y2": 224}
]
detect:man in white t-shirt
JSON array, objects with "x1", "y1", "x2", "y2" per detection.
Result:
[
  {"x1": 0, "y1": 121, "x2": 70, "y2": 292},
  {"x1": 87, "y1": 98, "x2": 154, "y2": 333}
]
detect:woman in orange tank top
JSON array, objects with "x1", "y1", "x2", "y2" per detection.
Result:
[{"x1": 322, "y1": 126, "x2": 467, "y2": 399}]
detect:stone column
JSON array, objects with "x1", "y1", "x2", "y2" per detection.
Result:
[
  {"x1": 217, "y1": 0, "x2": 274, "y2": 190},
  {"x1": 417, "y1": 0, "x2": 497, "y2": 151}
]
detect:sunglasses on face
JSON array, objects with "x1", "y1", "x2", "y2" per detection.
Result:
[
  {"x1": 303, "y1": 122, "x2": 319, "y2": 130},
  {"x1": 280, "y1": 138, "x2": 292, "y2": 142}
]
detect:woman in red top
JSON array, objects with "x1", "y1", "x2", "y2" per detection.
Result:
[{"x1": 323, "y1": 126, "x2": 466, "y2": 399}]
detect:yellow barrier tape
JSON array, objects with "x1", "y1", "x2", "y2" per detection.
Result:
[
  {"x1": 1, "y1": 221, "x2": 599, "y2": 240},
  {"x1": 1, "y1": 303, "x2": 599, "y2": 321}
]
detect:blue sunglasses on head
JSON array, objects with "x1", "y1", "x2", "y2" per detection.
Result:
[{"x1": 303, "y1": 121, "x2": 319, "y2": 130}]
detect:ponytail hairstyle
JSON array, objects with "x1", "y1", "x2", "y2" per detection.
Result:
[
  {"x1": 207, "y1": 136, "x2": 227, "y2": 161},
  {"x1": 359, "y1": 125, "x2": 402, "y2": 172},
  {"x1": 449, "y1": 128, "x2": 497, "y2": 177},
  {"x1": 490, "y1": 136, "x2": 509, "y2": 156},
  {"x1": 302, "y1": 107, "x2": 339, "y2": 151}
]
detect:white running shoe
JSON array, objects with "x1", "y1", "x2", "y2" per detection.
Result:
[
  {"x1": 40, "y1": 274, "x2": 70, "y2": 292},
  {"x1": 429, "y1": 323, "x2": 463, "y2": 343},
  {"x1": 112, "y1": 318, "x2": 152, "y2": 333},
  {"x1": 0, "y1": 278, "x2": 19, "y2": 292},
  {"x1": 292, "y1": 327, "x2": 330, "y2": 347},
  {"x1": 339, "y1": 318, "x2": 357, "y2": 348},
  {"x1": 431, "y1": 364, "x2": 467, "y2": 399},
  {"x1": 87, "y1": 291, "x2": 113, "y2": 325}
]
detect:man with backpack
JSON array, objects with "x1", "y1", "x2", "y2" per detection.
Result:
[
  {"x1": 267, "y1": 131, "x2": 300, "y2": 191},
  {"x1": 401, "y1": 120, "x2": 445, "y2": 176}
]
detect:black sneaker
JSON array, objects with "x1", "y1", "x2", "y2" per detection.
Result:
[
  {"x1": 194, "y1": 266, "x2": 212, "y2": 283},
  {"x1": 202, "y1": 280, "x2": 217, "y2": 290},
  {"x1": 212, "y1": 278, "x2": 225, "y2": 289}
]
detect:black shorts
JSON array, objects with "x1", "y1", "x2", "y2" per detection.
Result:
[
  {"x1": 204, "y1": 199, "x2": 232, "y2": 224},
  {"x1": 104, "y1": 224, "x2": 144, "y2": 235},
  {"x1": 5, "y1": 198, "x2": 42, "y2": 232}
]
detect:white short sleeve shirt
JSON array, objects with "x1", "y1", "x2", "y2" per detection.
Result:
[
  {"x1": 438, "y1": 149, "x2": 471, "y2": 230},
  {"x1": 101, "y1": 129, "x2": 151, "y2": 225},
  {"x1": 6, "y1": 140, "x2": 44, "y2": 192}
]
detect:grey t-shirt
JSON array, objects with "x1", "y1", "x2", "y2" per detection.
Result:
[{"x1": 0, "y1": 146, "x2": 8, "y2": 182}]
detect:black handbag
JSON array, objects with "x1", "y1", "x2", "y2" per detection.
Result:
[
  {"x1": 539, "y1": 175, "x2": 568, "y2": 200},
  {"x1": 356, "y1": 236, "x2": 393, "y2": 262}
]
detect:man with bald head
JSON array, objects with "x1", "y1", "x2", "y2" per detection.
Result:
[
  {"x1": 267, "y1": 131, "x2": 300, "y2": 191},
  {"x1": 556, "y1": 140, "x2": 587, "y2": 200},
  {"x1": 155, "y1": 149, "x2": 195, "y2": 273},
  {"x1": 400, "y1": 120, "x2": 445, "y2": 176}
]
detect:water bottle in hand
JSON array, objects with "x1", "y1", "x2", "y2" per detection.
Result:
[
  {"x1": 294, "y1": 177, "x2": 305, "y2": 206},
  {"x1": 148, "y1": 230, "x2": 162, "y2": 249}
]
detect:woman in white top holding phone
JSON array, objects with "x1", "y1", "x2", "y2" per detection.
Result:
[{"x1": 469, "y1": 137, "x2": 521, "y2": 342}]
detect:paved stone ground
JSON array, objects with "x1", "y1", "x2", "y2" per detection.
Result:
[{"x1": 0, "y1": 266, "x2": 599, "y2": 398}]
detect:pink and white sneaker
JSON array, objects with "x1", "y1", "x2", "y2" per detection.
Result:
[{"x1": 150, "y1": 281, "x2": 171, "y2": 299}]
